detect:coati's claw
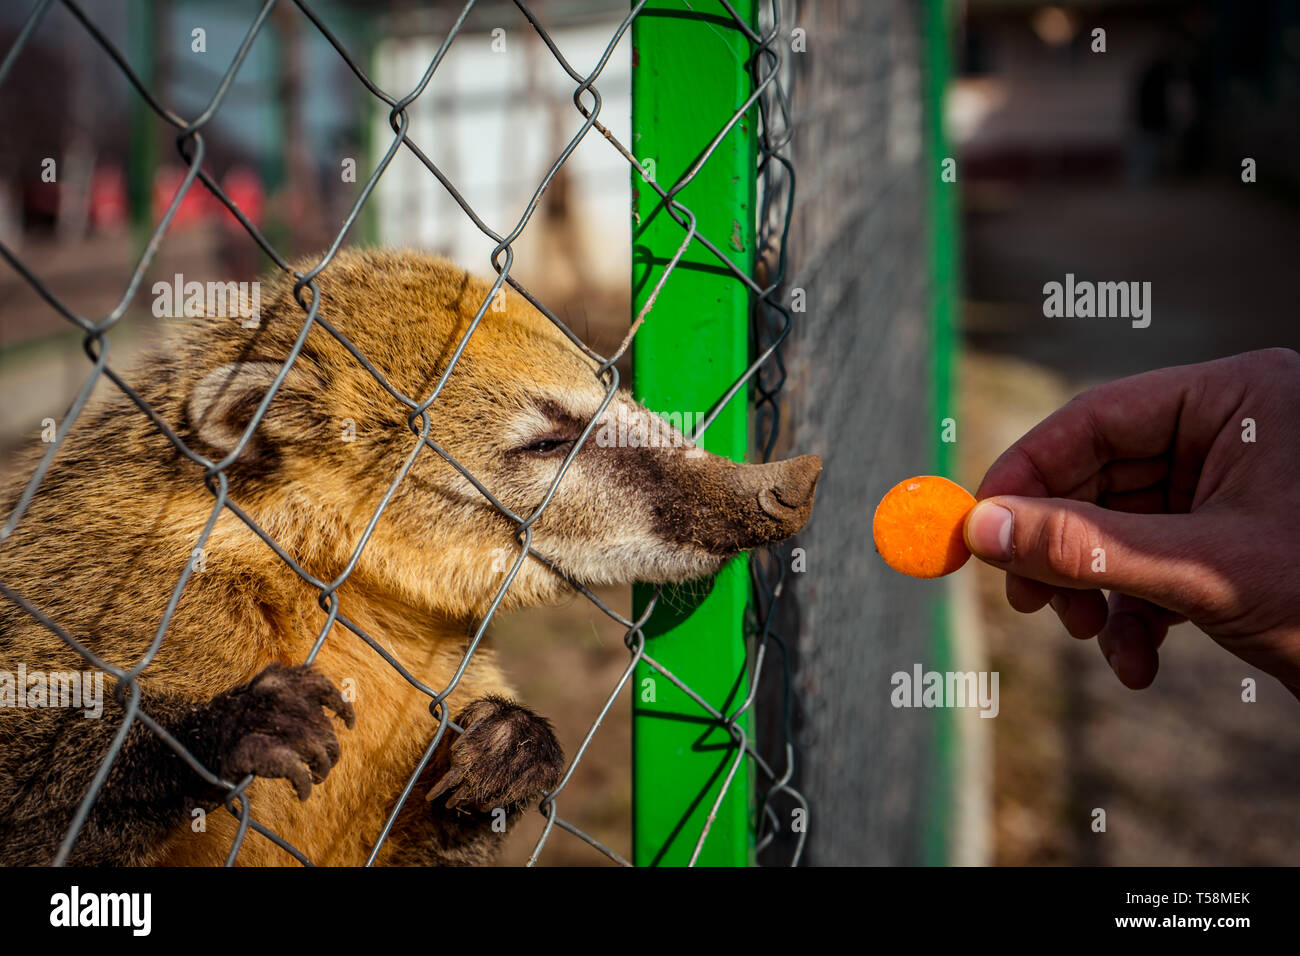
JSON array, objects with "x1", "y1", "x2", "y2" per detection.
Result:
[
  {"x1": 425, "y1": 696, "x2": 563, "y2": 813},
  {"x1": 211, "y1": 664, "x2": 355, "y2": 802}
]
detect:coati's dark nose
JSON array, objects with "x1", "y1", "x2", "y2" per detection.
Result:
[
  {"x1": 648, "y1": 451, "x2": 822, "y2": 555},
  {"x1": 681, "y1": 453, "x2": 822, "y2": 554},
  {"x1": 755, "y1": 454, "x2": 822, "y2": 523}
]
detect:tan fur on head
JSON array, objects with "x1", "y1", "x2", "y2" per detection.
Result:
[{"x1": 165, "y1": 249, "x2": 817, "y2": 617}]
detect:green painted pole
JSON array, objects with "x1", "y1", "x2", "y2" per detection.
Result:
[{"x1": 630, "y1": 0, "x2": 757, "y2": 867}]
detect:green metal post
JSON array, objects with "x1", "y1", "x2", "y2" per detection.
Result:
[{"x1": 630, "y1": 0, "x2": 757, "y2": 867}]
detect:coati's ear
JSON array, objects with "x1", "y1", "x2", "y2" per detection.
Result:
[{"x1": 188, "y1": 360, "x2": 312, "y2": 460}]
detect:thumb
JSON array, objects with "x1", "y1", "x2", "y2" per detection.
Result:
[{"x1": 963, "y1": 495, "x2": 1226, "y2": 621}]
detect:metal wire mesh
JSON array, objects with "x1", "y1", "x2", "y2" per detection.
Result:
[{"x1": 0, "y1": 0, "x2": 803, "y2": 867}]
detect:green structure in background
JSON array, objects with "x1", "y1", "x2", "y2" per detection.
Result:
[
  {"x1": 922, "y1": 0, "x2": 961, "y2": 865},
  {"x1": 630, "y1": 0, "x2": 757, "y2": 867},
  {"x1": 126, "y1": 0, "x2": 158, "y2": 243}
]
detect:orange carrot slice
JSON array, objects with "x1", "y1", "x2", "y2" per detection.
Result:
[{"x1": 873, "y1": 475, "x2": 977, "y2": 578}]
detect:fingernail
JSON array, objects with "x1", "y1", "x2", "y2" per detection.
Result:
[{"x1": 966, "y1": 502, "x2": 1014, "y2": 562}]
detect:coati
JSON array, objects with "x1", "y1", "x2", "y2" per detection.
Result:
[{"x1": 0, "y1": 249, "x2": 821, "y2": 866}]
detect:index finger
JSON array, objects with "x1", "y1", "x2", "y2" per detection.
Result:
[{"x1": 974, "y1": 357, "x2": 1244, "y2": 500}]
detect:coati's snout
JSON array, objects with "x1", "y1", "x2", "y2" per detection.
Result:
[
  {"x1": 538, "y1": 394, "x2": 824, "y2": 585},
  {"x1": 725, "y1": 453, "x2": 823, "y2": 548},
  {"x1": 653, "y1": 452, "x2": 822, "y2": 557}
]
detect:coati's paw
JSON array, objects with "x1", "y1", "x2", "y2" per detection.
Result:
[
  {"x1": 425, "y1": 696, "x2": 563, "y2": 813},
  {"x1": 211, "y1": 664, "x2": 355, "y2": 802}
]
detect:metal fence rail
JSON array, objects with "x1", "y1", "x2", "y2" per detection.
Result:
[{"x1": 0, "y1": 0, "x2": 803, "y2": 866}]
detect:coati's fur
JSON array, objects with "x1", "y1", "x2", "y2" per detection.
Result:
[{"x1": 0, "y1": 249, "x2": 820, "y2": 866}]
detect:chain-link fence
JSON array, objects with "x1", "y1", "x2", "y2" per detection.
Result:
[{"x1": 0, "y1": 0, "x2": 804, "y2": 866}]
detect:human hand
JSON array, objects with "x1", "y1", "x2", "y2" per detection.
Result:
[{"x1": 963, "y1": 348, "x2": 1300, "y2": 696}]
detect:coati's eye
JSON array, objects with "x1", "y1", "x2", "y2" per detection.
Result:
[{"x1": 520, "y1": 436, "x2": 577, "y2": 458}]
